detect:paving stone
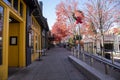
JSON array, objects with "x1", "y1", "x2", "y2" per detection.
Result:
[{"x1": 8, "y1": 47, "x2": 88, "y2": 80}]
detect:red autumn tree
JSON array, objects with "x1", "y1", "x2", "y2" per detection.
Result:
[
  {"x1": 51, "y1": 0, "x2": 79, "y2": 42},
  {"x1": 52, "y1": 21, "x2": 68, "y2": 41}
]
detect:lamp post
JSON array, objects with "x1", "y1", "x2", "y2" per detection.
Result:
[{"x1": 73, "y1": 10, "x2": 84, "y2": 58}]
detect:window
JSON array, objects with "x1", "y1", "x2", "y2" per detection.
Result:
[
  {"x1": 8, "y1": 0, "x2": 11, "y2": 3},
  {"x1": 36, "y1": 36, "x2": 39, "y2": 50},
  {"x1": 0, "y1": 6, "x2": 4, "y2": 65},
  {"x1": 20, "y1": 1, "x2": 23, "y2": 17},
  {"x1": 104, "y1": 43, "x2": 113, "y2": 51},
  {"x1": 13, "y1": 0, "x2": 18, "y2": 11},
  {"x1": 4, "y1": 0, "x2": 24, "y2": 17},
  {"x1": 31, "y1": 31, "x2": 34, "y2": 48},
  {"x1": 4, "y1": 0, "x2": 12, "y2": 6}
]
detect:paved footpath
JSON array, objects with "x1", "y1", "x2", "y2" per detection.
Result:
[{"x1": 8, "y1": 47, "x2": 88, "y2": 80}]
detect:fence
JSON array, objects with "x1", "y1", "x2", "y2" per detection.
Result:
[{"x1": 71, "y1": 45, "x2": 120, "y2": 79}]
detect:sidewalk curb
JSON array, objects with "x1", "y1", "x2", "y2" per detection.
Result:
[{"x1": 68, "y1": 55, "x2": 116, "y2": 80}]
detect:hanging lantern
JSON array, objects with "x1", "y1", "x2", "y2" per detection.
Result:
[{"x1": 73, "y1": 10, "x2": 84, "y2": 24}]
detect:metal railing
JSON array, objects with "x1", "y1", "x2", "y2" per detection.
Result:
[{"x1": 71, "y1": 47, "x2": 120, "y2": 79}]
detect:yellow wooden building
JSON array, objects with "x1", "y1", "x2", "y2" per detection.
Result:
[
  {"x1": 30, "y1": 15, "x2": 42, "y2": 62},
  {"x1": 25, "y1": 0, "x2": 43, "y2": 65},
  {"x1": 0, "y1": 0, "x2": 48, "y2": 79},
  {"x1": 0, "y1": 0, "x2": 26, "y2": 79}
]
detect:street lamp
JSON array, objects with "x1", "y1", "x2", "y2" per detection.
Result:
[{"x1": 73, "y1": 10, "x2": 84, "y2": 57}]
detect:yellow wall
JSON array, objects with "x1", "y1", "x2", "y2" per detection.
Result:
[
  {"x1": 31, "y1": 16, "x2": 42, "y2": 62},
  {"x1": 19, "y1": 22, "x2": 26, "y2": 67},
  {"x1": 8, "y1": 23, "x2": 19, "y2": 67}
]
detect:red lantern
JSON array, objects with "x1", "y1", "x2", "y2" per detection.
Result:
[
  {"x1": 76, "y1": 17, "x2": 83, "y2": 24},
  {"x1": 73, "y1": 10, "x2": 84, "y2": 24}
]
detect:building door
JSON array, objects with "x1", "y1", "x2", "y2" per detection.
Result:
[
  {"x1": 104, "y1": 43, "x2": 113, "y2": 51},
  {"x1": 8, "y1": 17, "x2": 20, "y2": 67}
]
